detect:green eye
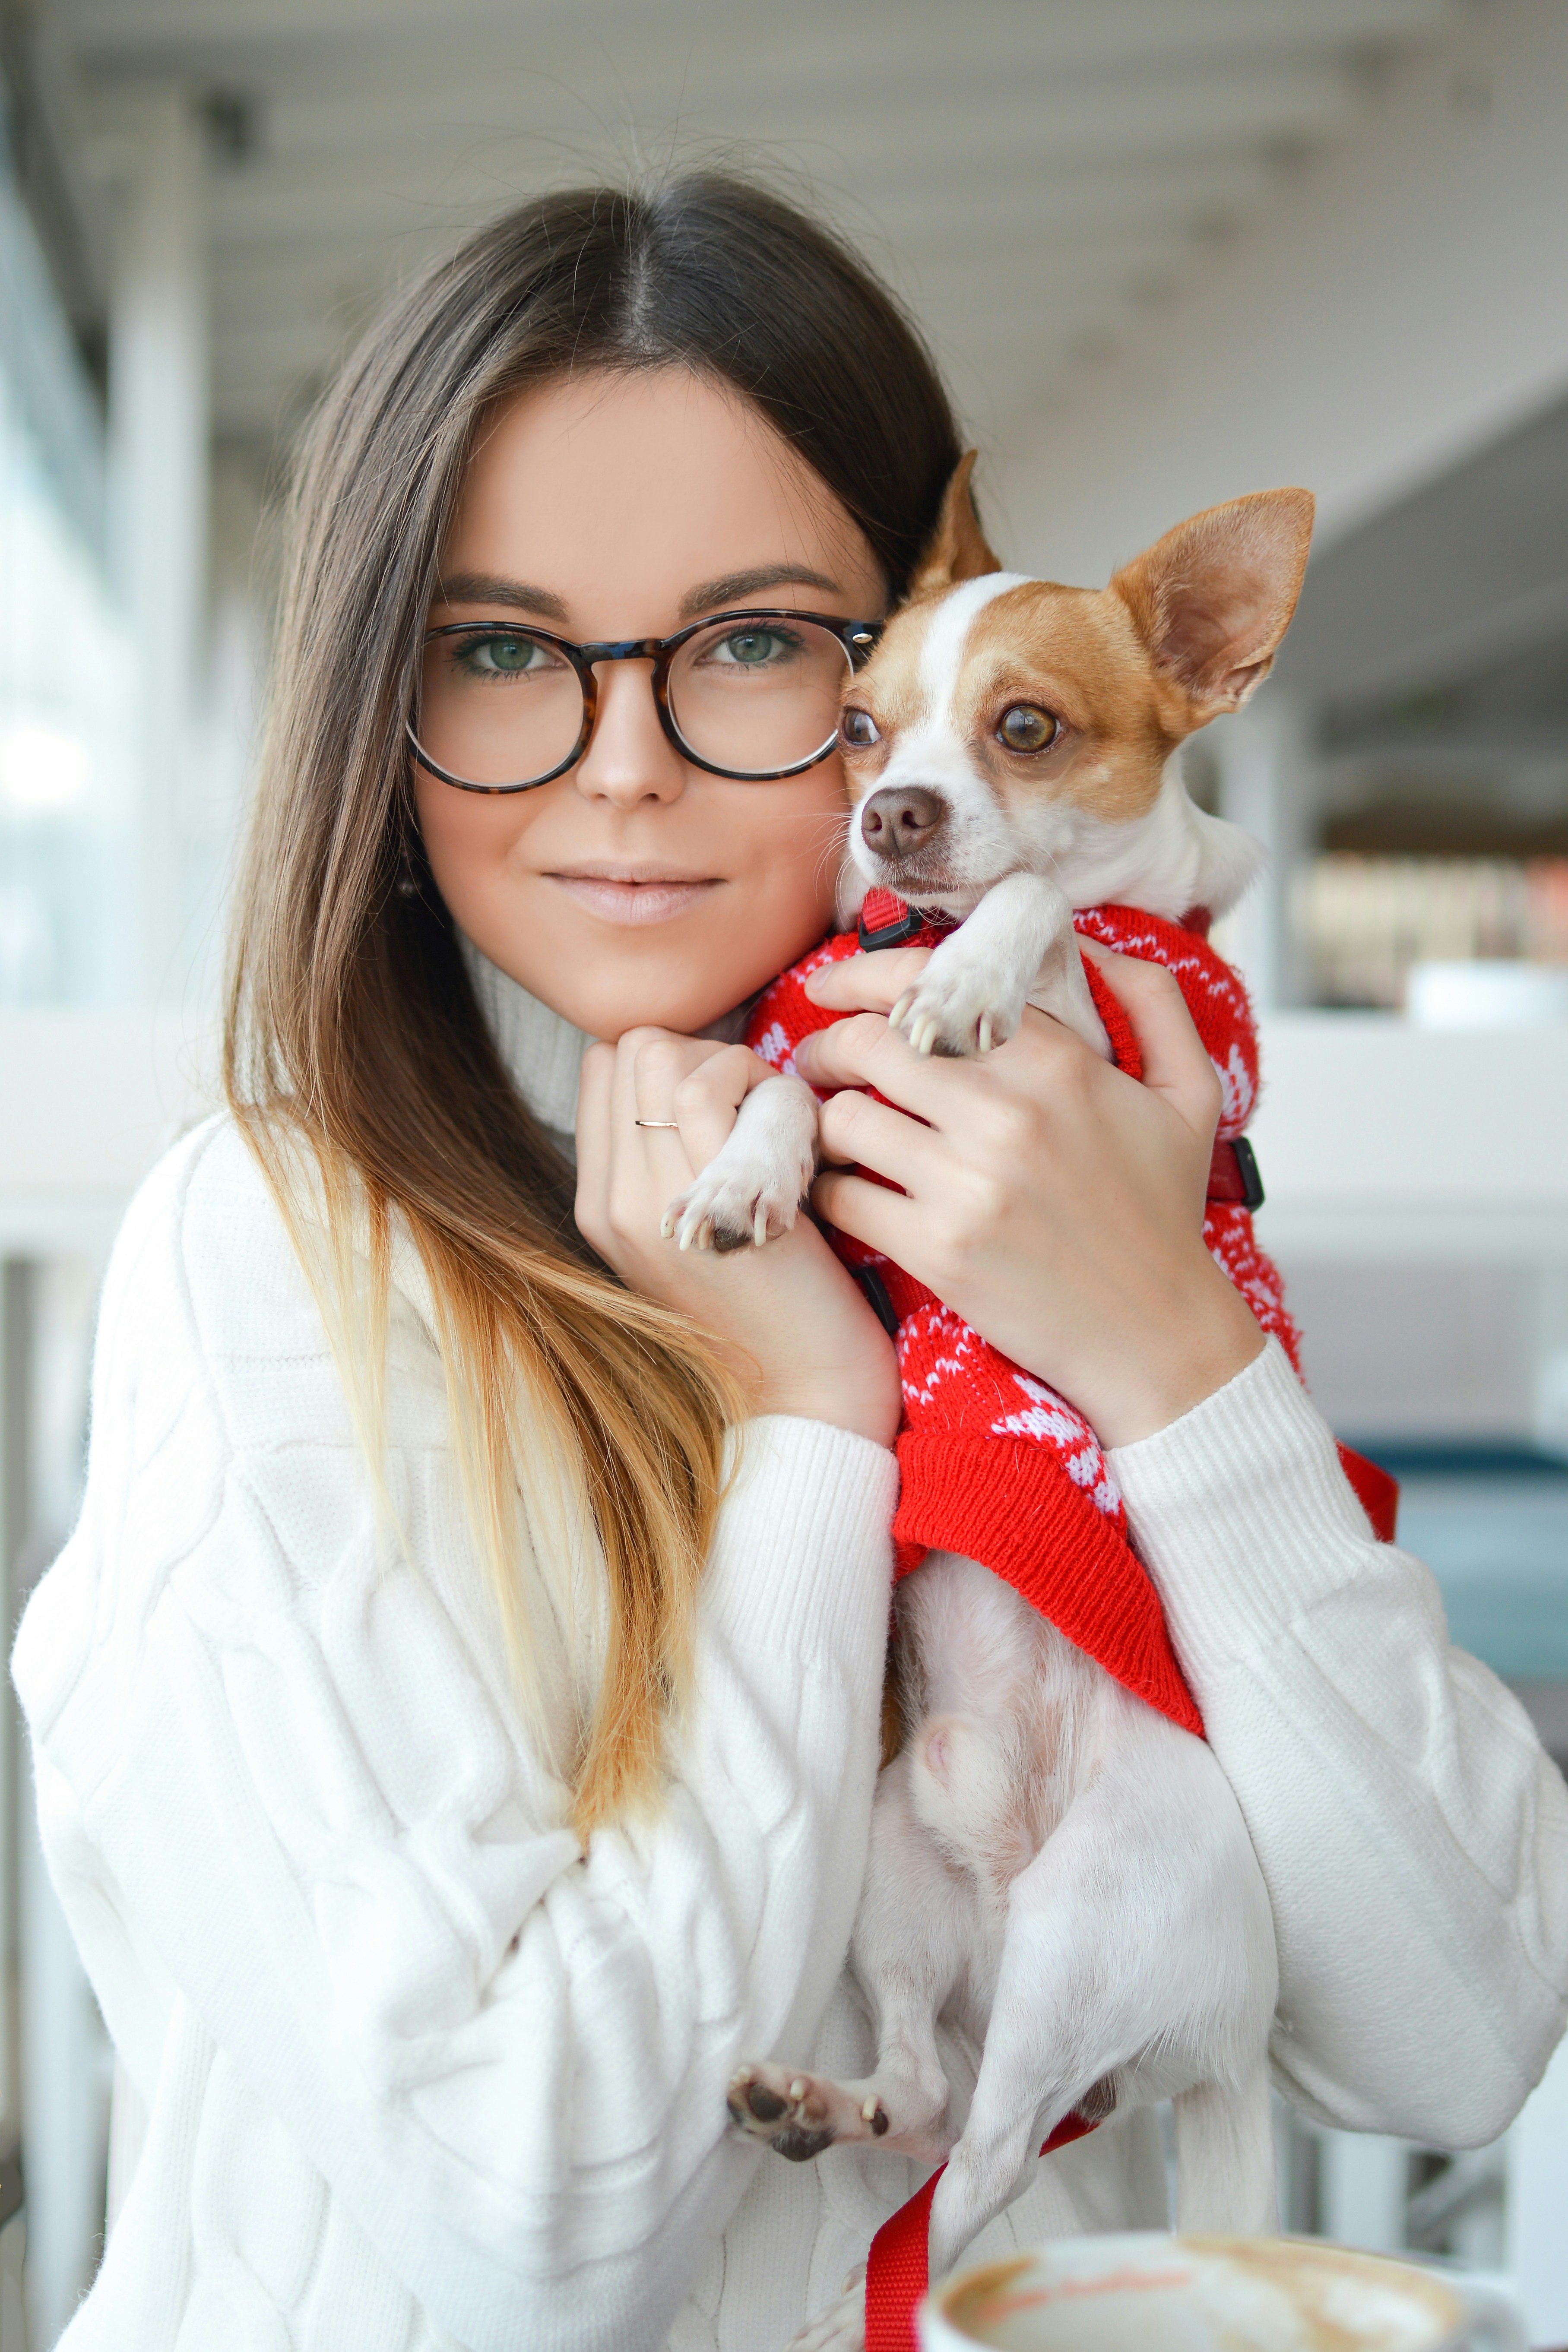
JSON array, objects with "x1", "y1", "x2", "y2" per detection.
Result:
[
  {"x1": 721, "y1": 629, "x2": 785, "y2": 665},
  {"x1": 478, "y1": 635, "x2": 533, "y2": 672},
  {"x1": 840, "y1": 707, "x2": 880, "y2": 748},
  {"x1": 453, "y1": 631, "x2": 551, "y2": 677},
  {"x1": 486, "y1": 637, "x2": 531, "y2": 671},
  {"x1": 998, "y1": 704, "x2": 1058, "y2": 752}
]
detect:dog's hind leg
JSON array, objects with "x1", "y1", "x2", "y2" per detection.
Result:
[
  {"x1": 729, "y1": 1749, "x2": 973, "y2": 2162},
  {"x1": 926, "y1": 1700, "x2": 1277, "y2": 2281}
]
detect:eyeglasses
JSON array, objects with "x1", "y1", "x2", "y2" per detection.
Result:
[{"x1": 408, "y1": 609, "x2": 883, "y2": 794}]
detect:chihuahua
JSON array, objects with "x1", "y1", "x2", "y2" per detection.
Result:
[{"x1": 669, "y1": 466, "x2": 1315, "y2": 2328}]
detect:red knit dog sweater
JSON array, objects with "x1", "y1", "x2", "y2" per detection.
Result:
[{"x1": 747, "y1": 895, "x2": 1397, "y2": 1741}]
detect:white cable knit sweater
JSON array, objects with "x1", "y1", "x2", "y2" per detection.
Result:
[{"x1": 13, "y1": 954, "x2": 1568, "y2": 2352}]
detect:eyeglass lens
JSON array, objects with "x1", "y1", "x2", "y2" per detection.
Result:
[{"x1": 415, "y1": 616, "x2": 854, "y2": 788}]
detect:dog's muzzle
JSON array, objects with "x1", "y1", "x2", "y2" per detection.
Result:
[{"x1": 859, "y1": 784, "x2": 947, "y2": 862}]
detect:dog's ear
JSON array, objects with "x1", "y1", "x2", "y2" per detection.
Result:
[
  {"x1": 1110, "y1": 488, "x2": 1315, "y2": 718},
  {"x1": 909, "y1": 450, "x2": 1003, "y2": 595}
]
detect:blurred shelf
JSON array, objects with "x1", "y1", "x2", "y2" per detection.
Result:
[{"x1": 1251, "y1": 1013, "x2": 1568, "y2": 1262}]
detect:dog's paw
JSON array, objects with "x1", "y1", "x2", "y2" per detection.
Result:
[
  {"x1": 890, "y1": 959, "x2": 1024, "y2": 1058},
  {"x1": 727, "y1": 2062, "x2": 889, "y2": 2162},
  {"x1": 786, "y1": 2272, "x2": 866, "y2": 2352},
  {"x1": 662, "y1": 1155, "x2": 806, "y2": 1253}
]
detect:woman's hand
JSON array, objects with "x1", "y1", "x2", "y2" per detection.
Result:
[
  {"x1": 576, "y1": 1030, "x2": 900, "y2": 1448},
  {"x1": 794, "y1": 943, "x2": 1265, "y2": 1448}
]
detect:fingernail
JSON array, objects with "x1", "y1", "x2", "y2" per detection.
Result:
[
  {"x1": 793, "y1": 1034, "x2": 818, "y2": 1072},
  {"x1": 801, "y1": 967, "x2": 830, "y2": 1002}
]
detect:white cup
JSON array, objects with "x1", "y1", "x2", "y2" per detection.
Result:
[{"x1": 918, "y1": 2232, "x2": 1525, "y2": 2352}]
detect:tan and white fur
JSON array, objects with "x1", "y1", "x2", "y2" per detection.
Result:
[
  {"x1": 667, "y1": 468, "x2": 1315, "y2": 2347},
  {"x1": 662, "y1": 462, "x2": 1311, "y2": 1254}
]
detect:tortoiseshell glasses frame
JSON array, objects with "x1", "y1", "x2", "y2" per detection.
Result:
[{"x1": 407, "y1": 608, "x2": 885, "y2": 793}]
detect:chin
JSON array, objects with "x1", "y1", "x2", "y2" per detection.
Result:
[{"x1": 555, "y1": 974, "x2": 738, "y2": 1045}]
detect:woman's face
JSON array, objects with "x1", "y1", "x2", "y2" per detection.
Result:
[{"x1": 415, "y1": 368, "x2": 886, "y2": 1038}]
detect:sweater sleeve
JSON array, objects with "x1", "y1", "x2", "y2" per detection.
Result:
[
  {"x1": 1108, "y1": 1335, "x2": 1568, "y2": 2148},
  {"x1": 13, "y1": 1122, "x2": 898, "y2": 2352}
]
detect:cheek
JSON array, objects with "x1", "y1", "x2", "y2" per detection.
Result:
[
  {"x1": 414, "y1": 771, "x2": 539, "y2": 905},
  {"x1": 721, "y1": 769, "x2": 849, "y2": 915}
]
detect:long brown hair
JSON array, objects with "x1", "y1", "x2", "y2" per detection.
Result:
[{"x1": 225, "y1": 173, "x2": 963, "y2": 1833}]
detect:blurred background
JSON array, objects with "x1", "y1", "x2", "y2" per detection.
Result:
[{"x1": 1, "y1": 0, "x2": 1566, "y2": 2343}]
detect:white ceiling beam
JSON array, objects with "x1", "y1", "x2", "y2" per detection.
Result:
[
  {"x1": 183, "y1": 57, "x2": 1364, "y2": 167},
  {"x1": 61, "y1": 0, "x2": 1454, "y2": 76},
  {"x1": 198, "y1": 147, "x2": 1280, "y2": 261},
  {"x1": 833, "y1": 156, "x2": 1278, "y2": 245},
  {"x1": 171, "y1": 71, "x2": 1364, "y2": 258}
]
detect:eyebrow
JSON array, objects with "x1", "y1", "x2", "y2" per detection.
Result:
[
  {"x1": 434, "y1": 572, "x2": 571, "y2": 622},
  {"x1": 679, "y1": 564, "x2": 844, "y2": 620},
  {"x1": 432, "y1": 560, "x2": 849, "y2": 632}
]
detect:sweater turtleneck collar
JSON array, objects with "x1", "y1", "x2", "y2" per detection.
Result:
[
  {"x1": 458, "y1": 934, "x2": 594, "y2": 1144},
  {"x1": 458, "y1": 933, "x2": 759, "y2": 1153}
]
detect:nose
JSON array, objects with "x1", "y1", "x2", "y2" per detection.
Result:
[
  {"x1": 859, "y1": 784, "x2": 947, "y2": 861},
  {"x1": 573, "y1": 659, "x2": 687, "y2": 807}
]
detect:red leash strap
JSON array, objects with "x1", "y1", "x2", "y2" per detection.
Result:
[
  {"x1": 863, "y1": 2113, "x2": 1099, "y2": 2352},
  {"x1": 864, "y1": 2165, "x2": 944, "y2": 2352}
]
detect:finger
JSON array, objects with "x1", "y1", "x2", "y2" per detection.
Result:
[
  {"x1": 810, "y1": 1165, "x2": 922, "y2": 1260},
  {"x1": 627, "y1": 1032, "x2": 713, "y2": 1183},
  {"x1": 1077, "y1": 940, "x2": 1223, "y2": 1139},
  {"x1": 624, "y1": 1027, "x2": 717, "y2": 1116},
  {"x1": 601, "y1": 1032, "x2": 687, "y2": 1223},
  {"x1": 816, "y1": 1086, "x2": 933, "y2": 1194},
  {"x1": 671, "y1": 1042, "x2": 762, "y2": 1167},
  {"x1": 792, "y1": 1010, "x2": 989, "y2": 1122},
  {"x1": 802, "y1": 946, "x2": 932, "y2": 1014}
]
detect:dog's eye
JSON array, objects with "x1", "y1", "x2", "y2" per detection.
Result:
[
  {"x1": 998, "y1": 705, "x2": 1058, "y2": 752},
  {"x1": 840, "y1": 707, "x2": 880, "y2": 749}
]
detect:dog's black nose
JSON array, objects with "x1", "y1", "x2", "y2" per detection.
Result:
[{"x1": 859, "y1": 785, "x2": 946, "y2": 860}]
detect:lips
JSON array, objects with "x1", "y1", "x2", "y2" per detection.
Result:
[{"x1": 546, "y1": 871, "x2": 721, "y2": 925}]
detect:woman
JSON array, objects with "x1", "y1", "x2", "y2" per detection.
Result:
[{"x1": 14, "y1": 176, "x2": 1565, "y2": 2352}]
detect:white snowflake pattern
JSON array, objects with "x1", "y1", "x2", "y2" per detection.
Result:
[
  {"x1": 988, "y1": 1372, "x2": 1122, "y2": 1514},
  {"x1": 1066, "y1": 1446, "x2": 1123, "y2": 1514},
  {"x1": 1212, "y1": 1039, "x2": 1255, "y2": 1136},
  {"x1": 751, "y1": 1019, "x2": 796, "y2": 1076},
  {"x1": 900, "y1": 1308, "x2": 983, "y2": 1408},
  {"x1": 988, "y1": 1371, "x2": 1088, "y2": 1447}
]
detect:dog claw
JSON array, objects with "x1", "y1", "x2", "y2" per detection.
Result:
[
  {"x1": 978, "y1": 1013, "x2": 993, "y2": 1054},
  {"x1": 728, "y1": 2059, "x2": 884, "y2": 2161},
  {"x1": 890, "y1": 988, "x2": 915, "y2": 1029}
]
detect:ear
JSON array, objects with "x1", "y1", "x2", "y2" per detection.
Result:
[
  {"x1": 909, "y1": 450, "x2": 1003, "y2": 595},
  {"x1": 1110, "y1": 488, "x2": 1315, "y2": 716}
]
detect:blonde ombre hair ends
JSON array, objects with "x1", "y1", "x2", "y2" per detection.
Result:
[{"x1": 224, "y1": 175, "x2": 962, "y2": 1834}]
